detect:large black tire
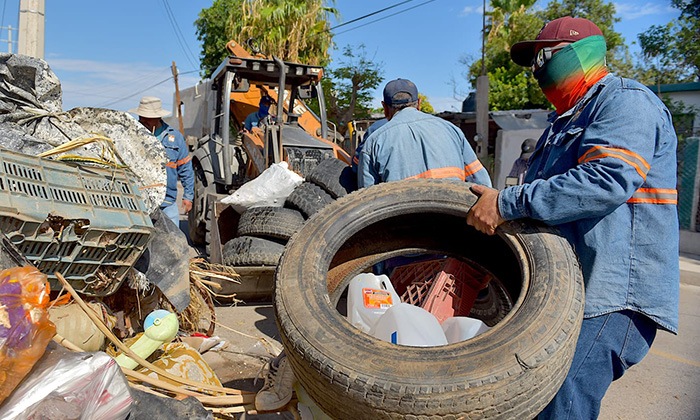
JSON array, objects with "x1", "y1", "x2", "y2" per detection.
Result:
[
  {"x1": 188, "y1": 161, "x2": 211, "y2": 245},
  {"x1": 237, "y1": 207, "x2": 304, "y2": 241},
  {"x1": 222, "y1": 236, "x2": 285, "y2": 267},
  {"x1": 306, "y1": 158, "x2": 357, "y2": 199},
  {"x1": 274, "y1": 179, "x2": 584, "y2": 420},
  {"x1": 284, "y1": 182, "x2": 334, "y2": 218},
  {"x1": 469, "y1": 278, "x2": 513, "y2": 327}
]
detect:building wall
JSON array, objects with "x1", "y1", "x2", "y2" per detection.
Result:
[{"x1": 661, "y1": 90, "x2": 700, "y2": 136}]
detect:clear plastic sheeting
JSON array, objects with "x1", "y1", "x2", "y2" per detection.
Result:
[
  {"x1": 0, "y1": 343, "x2": 132, "y2": 420},
  {"x1": 0, "y1": 53, "x2": 167, "y2": 212}
]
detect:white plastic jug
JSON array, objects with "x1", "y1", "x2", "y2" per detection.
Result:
[
  {"x1": 370, "y1": 303, "x2": 448, "y2": 346},
  {"x1": 346, "y1": 273, "x2": 401, "y2": 332},
  {"x1": 441, "y1": 316, "x2": 490, "y2": 344}
]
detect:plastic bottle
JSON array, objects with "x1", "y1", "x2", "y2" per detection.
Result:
[
  {"x1": 370, "y1": 303, "x2": 448, "y2": 346},
  {"x1": 346, "y1": 273, "x2": 401, "y2": 332},
  {"x1": 441, "y1": 316, "x2": 490, "y2": 344},
  {"x1": 114, "y1": 309, "x2": 179, "y2": 369}
]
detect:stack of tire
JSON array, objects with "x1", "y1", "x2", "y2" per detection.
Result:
[{"x1": 222, "y1": 158, "x2": 357, "y2": 267}]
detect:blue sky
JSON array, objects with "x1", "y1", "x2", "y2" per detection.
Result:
[{"x1": 0, "y1": 0, "x2": 680, "y2": 114}]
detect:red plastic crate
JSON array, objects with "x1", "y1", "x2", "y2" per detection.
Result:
[{"x1": 391, "y1": 257, "x2": 493, "y2": 323}]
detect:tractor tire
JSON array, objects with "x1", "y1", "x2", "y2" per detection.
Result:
[
  {"x1": 274, "y1": 179, "x2": 584, "y2": 420},
  {"x1": 188, "y1": 162, "x2": 211, "y2": 246},
  {"x1": 222, "y1": 236, "x2": 285, "y2": 267},
  {"x1": 284, "y1": 182, "x2": 334, "y2": 219},
  {"x1": 237, "y1": 207, "x2": 304, "y2": 241},
  {"x1": 306, "y1": 158, "x2": 357, "y2": 199}
]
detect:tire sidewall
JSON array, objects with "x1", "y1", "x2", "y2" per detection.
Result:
[{"x1": 275, "y1": 179, "x2": 583, "y2": 419}]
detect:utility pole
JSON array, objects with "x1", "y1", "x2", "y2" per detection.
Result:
[
  {"x1": 475, "y1": 0, "x2": 489, "y2": 159},
  {"x1": 0, "y1": 25, "x2": 17, "y2": 53},
  {"x1": 172, "y1": 61, "x2": 185, "y2": 135},
  {"x1": 18, "y1": 0, "x2": 45, "y2": 59}
]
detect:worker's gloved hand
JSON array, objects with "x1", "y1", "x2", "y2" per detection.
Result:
[
  {"x1": 181, "y1": 199, "x2": 193, "y2": 214},
  {"x1": 466, "y1": 185, "x2": 504, "y2": 236}
]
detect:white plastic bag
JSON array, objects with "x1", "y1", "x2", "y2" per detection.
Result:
[
  {"x1": 220, "y1": 162, "x2": 304, "y2": 214},
  {"x1": 0, "y1": 344, "x2": 132, "y2": 420}
]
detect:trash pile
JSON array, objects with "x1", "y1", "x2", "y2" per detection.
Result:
[{"x1": 0, "y1": 53, "x2": 259, "y2": 419}]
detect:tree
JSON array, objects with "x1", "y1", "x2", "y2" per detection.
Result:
[
  {"x1": 637, "y1": 0, "x2": 700, "y2": 84},
  {"x1": 418, "y1": 94, "x2": 434, "y2": 114},
  {"x1": 238, "y1": 0, "x2": 337, "y2": 65},
  {"x1": 320, "y1": 44, "x2": 384, "y2": 136},
  {"x1": 195, "y1": 0, "x2": 336, "y2": 78},
  {"x1": 462, "y1": 0, "x2": 631, "y2": 110},
  {"x1": 195, "y1": 0, "x2": 241, "y2": 78}
]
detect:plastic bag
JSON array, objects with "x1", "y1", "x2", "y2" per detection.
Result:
[
  {"x1": 220, "y1": 162, "x2": 304, "y2": 213},
  {"x1": 0, "y1": 266, "x2": 56, "y2": 404},
  {"x1": 0, "y1": 343, "x2": 132, "y2": 420}
]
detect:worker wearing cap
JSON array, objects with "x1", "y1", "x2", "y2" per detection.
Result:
[
  {"x1": 244, "y1": 96, "x2": 273, "y2": 131},
  {"x1": 508, "y1": 138, "x2": 537, "y2": 184},
  {"x1": 467, "y1": 17, "x2": 678, "y2": 419},
  {"x1": 130, "y1": 97, "x2": 194, "y2": 228},
  {"x1": 357, "y1": 78, "x2": 491, "y2": 188}
]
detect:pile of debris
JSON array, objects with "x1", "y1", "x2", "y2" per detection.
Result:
[{"x1": 0, "y1": 54, "x2": 261, "y2": 419}]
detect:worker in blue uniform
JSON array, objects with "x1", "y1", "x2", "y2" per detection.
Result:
[{"x1": 130, "y1": 96, "x2": 194, "y2": 228}]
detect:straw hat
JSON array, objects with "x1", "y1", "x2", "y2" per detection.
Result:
[{"x1": 129, "y1": 96, "x2": 171, "y2": 118}]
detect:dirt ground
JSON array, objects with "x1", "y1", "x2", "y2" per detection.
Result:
[{"x1": 203, "y1": 302, "x2": 293, "y2": 419}]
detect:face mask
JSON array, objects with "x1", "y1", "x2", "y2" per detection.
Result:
[
  {"x1": 534, "y1": 35, "x2": 608, "y2": 114},
  {"x1": 258, "y1": 103, "x2": 270, "y2": 116}
]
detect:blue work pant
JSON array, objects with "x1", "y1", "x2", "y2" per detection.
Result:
[{"x1": 538, "y1": 310, "x2": 657, "y2": 420}]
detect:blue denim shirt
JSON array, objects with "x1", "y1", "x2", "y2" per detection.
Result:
[
  {"x1": 499, "y1": 74, "x2": 679, "y2": 333},
  {"x1": 159, "y1": 123, "x2": 194, "y2": 206},
  {"x1": 351, "y1": 118, "x2": 388, "y2": 174},
  {"x1": 358, "y1": 108, "x2": 492, "y2": 188}
]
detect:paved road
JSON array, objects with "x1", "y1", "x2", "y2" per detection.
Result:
[
  {"x1": 206, "y1": 255, "x2": 700, "y2": 419},
  {"x1": 599, "y1": 254, "x2": 700, "y2": 420}
]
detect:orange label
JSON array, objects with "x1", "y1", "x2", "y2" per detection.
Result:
[{"x1": 362, "y1": 288, "x2": 393, "y2": 309}]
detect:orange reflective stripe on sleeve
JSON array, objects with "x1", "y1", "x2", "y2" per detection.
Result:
[
  {"x1": 166, "y1": 155, "x2": 192, "y2": 169},
  {"x1": 627, "y1": 188, "x2": 677, "y2": 204},
  {"x1": 578, "y1": 146, "x2": 650, "y2": 180},
  {"x1": 405, "y1": 166, "x2": 467, "y2": 181},
  {"x1": 464, "y1": 160, "x2": 484, "y2": 177},
  {"x1": 175, "y1": 155, "x2": 192, "y2": 166}
]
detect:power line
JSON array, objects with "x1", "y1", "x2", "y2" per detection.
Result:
[
  {"x1": 98, "y1": 69, "x2": 198, "y2": 108},
  {"x1": 334, "y1": 0, "x2": 438, "y2": 36},
  {"x1": 330, "y1": 0, "x2": 414, "y2": 31},
  {"x1": 1, "y1": 0, "x2": 6, "y2": 28},
  {"x1": 160, "y1": 0, "x2": 198, "y2": 70}
]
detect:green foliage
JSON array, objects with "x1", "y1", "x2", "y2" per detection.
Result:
[
  {"x1": 418, "y1": 94, "x2": 434, "y2": 114},
  {"x1": 239, "y1": 0, "x2": 336, "y2": 65},
  {"x1": 320, "y1": 44, "x2": 385, "y2": 135},
  {"x1": 195, "y1": 0, "x2": 241, "y2": 78},
  {"x1": 463, "y1": 0, "x2": 634, "y2": 110},
  {"x1": 488, "y1": 68, "x2": 550, "y2": 110},
  {"x1": 637, "y1": 1, "x2": 699, "y2": 83},
  {"x1": 195, "y1": 0, "x2": 336, "y2": 78}
]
